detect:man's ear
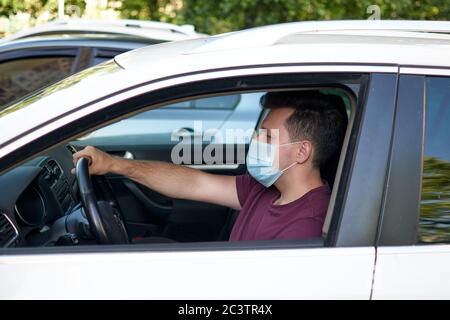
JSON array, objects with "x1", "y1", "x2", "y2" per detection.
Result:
[{"x1": 296, "y1": 140, "x2": 313, "y2": 164}]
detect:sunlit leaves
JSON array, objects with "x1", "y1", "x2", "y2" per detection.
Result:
[
  {"x1": 419, "y1": 157, "x2": 450, "y2": 244},
  {"x1": 2, "y1": 0, "x2": 449, "y2": 35}
]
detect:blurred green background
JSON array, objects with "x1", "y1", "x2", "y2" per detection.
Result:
[{"x1": 0, "y1": 0, "x2": 449, "y2": 36}]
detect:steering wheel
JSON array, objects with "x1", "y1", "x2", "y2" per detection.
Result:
[{"x1": 76, "y1": 157, "x2": 129, "y2": 244}]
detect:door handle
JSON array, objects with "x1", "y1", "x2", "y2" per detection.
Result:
[
  {"x1": 123, "y1": 151, "x2": 135, "y2": 160},
  {"x1": 172, "y1": 127, "x2": 200, "y2": 139},
  {"x1": 107, "y1": 150, "x2": 135, "y2": 159}
]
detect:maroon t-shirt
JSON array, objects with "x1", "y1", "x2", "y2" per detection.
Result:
[{"x1": 229, "y1": 174, "x2": 331, "y2": 241}]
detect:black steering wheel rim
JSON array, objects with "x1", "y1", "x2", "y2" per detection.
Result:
[{"x1": 76, "y1": 157, "x2": 127, "y2": 244}]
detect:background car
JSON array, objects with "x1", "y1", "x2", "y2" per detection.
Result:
[
  {"x1": 0, "y1": 18, "x2": 205, "y2": 107},
  {"x1": 0, "y1": 18, "x2": 203, "y2": 43},
  {"x1": 0, "y1": 20, "x2": 449, "y2": 299}
]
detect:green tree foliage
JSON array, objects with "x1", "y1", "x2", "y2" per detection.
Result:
[
  {"x1": 419, "y1": 157, "x2": 450, "y2": 244},
  {"x1": 121, "y1": 0, "x2": 169, "y2": 20},
  {"x1": 0, "y1": 0, "x2": 85, "y2": 18},
  {"x1": 122, "y1": 0, "x2": 450, "y2": 34},
  {"x1": 1, "y1": 0, "x2": 449, "y2": 34},
  {"x1": 0, "y1": 0, "x2": 47, "y2": 17}
]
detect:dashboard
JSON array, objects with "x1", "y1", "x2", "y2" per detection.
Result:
[{"x1": 0, "y1": 144, "x2": 79, "y2": 247}]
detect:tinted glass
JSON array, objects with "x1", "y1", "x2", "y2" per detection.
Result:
[
  {"x1": 92, "y1": 57, "x2": 111, "y2": 65},
  {"x1": 163, "y1": 95, "x2": 241, "y2": 110},
  {"x1": 194, "y1": 95, "x2": 240, "y2": 109},
  {"x1": 419, "y1": 76, "x2": 450, "y2": 244},
  {"x1": 0, "y1": 57, "x2": 75, "y2": 107}
]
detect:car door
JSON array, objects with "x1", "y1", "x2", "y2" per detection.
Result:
[
  {"x1": 372, "y1": 70, "x2": 450, "y2": 299},
  {"x1": 0, "y1": 65, "x2": 397, "y2": 299}
]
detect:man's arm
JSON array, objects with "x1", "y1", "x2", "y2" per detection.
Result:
[{"x1": 72, "y1": 146, "x2": 241, "y2": 210}]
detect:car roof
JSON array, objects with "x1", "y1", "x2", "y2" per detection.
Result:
[
  {"x1": 0, "y1": 34, "x2": 158, "y2": 53},
  {"x1": 116, "y1": 20, "x2": 450, "y2": 72},
  {"x1": 1, "y1": 20, "x2": 450, "y2": 152},
  {"x1": 0, "y1": 19, "x2": 205, "y2": 44}
]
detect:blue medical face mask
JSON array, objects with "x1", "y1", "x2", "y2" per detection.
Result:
[{"x1": 246, "y1": 138, "x2": 300, "y2": 187}]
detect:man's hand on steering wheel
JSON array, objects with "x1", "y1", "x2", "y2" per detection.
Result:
[
  {"x1": 71, "y1": 146, "x2": 117, "y2": 176},
  {"x1": 72, "y1": 147, "x2": 128, "y2": 245}
]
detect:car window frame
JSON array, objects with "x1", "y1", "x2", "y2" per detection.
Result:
[
  {"x1": 89, "y1": 47, "x2": 128, "y2": 67},
  {"x1": 0, "y1": 65, "x2": 396, "y2": 255},
  {"x1": 326, "y1": 73, "x2": 399, "y2": 247},
  {"x1": 0, "y1": 47, "x2": 80, "y2": 64}
]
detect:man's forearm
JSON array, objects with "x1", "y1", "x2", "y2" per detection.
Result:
[
  {"x1": 110, "y1": 157, "x2": 205, "y2": 200},
  {"x1": 72, "y1": 145, "x2": 239, "y2": 209}
]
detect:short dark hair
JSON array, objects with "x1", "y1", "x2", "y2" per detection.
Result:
[{"x1": 261, "y1": 90, "x2": 348, "y2": 168}]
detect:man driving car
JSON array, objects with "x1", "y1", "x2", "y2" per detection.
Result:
[{"x1": 72, "y1": 91, "x2": 347, "y2": 241}]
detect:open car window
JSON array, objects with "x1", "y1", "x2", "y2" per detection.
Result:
[
  {"x1": 0, "y1": 70, "x2": 376, "y2": 252},
  {"x1": 71, "y1": 86, "x2": 357, "y2": 247}
]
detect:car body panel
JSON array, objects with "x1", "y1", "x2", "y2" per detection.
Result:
[
  {"x1": 117, "y1": 33, "x2": 450, "y2": 73},
  {"x1": 372, "y1": 245, "x2": 450, "y2": 299},
  {"x1": 185, "y1": 20, "x2": 450, "y2": 53},
  {"x1": 0, "y1": 246, "x2": 375, "y2": 299}
]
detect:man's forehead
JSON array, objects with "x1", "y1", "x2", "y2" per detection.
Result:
[{"x1": 261, "y1": 107, "x2": 295, "y2": 129}]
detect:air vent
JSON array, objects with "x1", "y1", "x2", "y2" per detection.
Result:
[
  {"x1": 0, "y1": 213, "x2": 19, "y2": 247},
  {"x1": 47, "y1": 160, "x2": 63, "y2": 178},
  {"x1": 43, "y1": 160, "x2": 63, "y2": 186},
  {"x1": 66, "y1": 144, "x2": 78, "y2": 155}
]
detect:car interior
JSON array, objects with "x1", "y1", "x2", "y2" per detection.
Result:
[{"x1": 0, "y1": 86, "x2": 357, "y2": 249}]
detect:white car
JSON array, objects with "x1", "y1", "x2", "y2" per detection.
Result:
[
  {"x1": 0, "y1": 20, "x2": 449, "y2": 299},
  {"x1": 0, "y1": 18, "x2": 203, "y2": 43}
]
